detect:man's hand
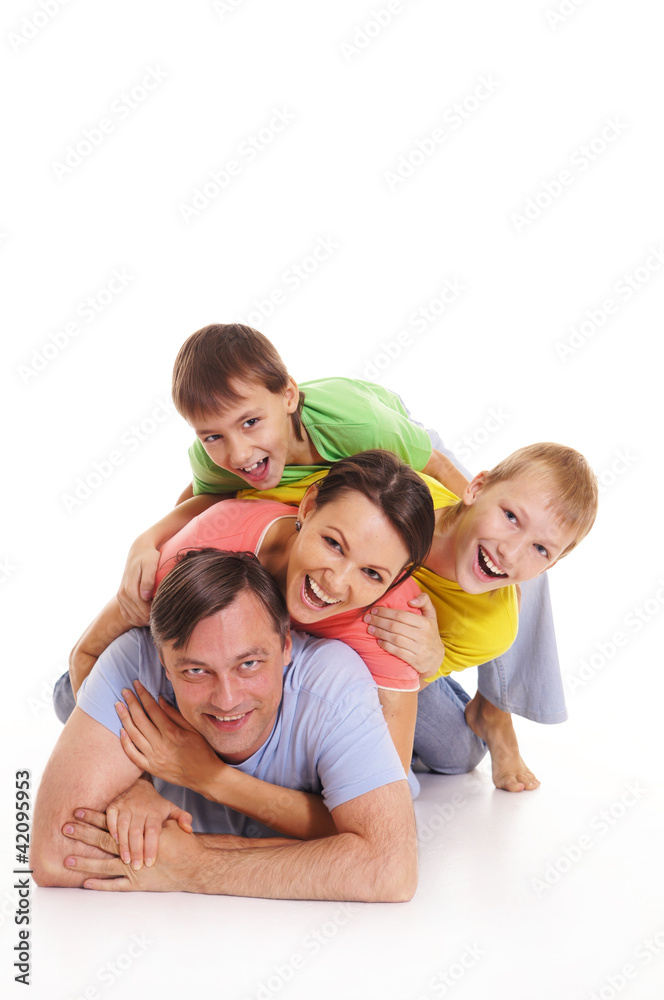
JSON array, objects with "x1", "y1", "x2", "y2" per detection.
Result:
[
  {"x1": 62, "y1": 812, "x2": 204, "y2": 892},
  {"x1": 116, "y1": 681, "x2": 223, "y2": 796},
  {"x1": 88, "y1": 776, "x2": 193, "y2": 870},
  {"x1": 363, "y1": 592, "x2": 444, "y2": 679}
]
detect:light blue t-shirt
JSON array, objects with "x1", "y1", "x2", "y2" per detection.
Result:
[{"x1": 77, "y1": 629, "x2": 406, "y2": 838}]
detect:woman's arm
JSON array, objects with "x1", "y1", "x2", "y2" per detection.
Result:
[
  {"x1": 116, "y1": 682, "x2": 337, "y2": 844},
  {"x1": 377, "y1": 689, "x2": 419, "y2": 774}
]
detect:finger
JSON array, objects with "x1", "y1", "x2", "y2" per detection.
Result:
[
  {"x1": 143, "y1": 814, "x2": 164, "y2": 868},
  {"x1": 116, "y1": 699, "x2": 161, "y2": 758},
  {"x1": 173, "y1": 808, "x2": 194, "y2": 834},
  {"x1": 364, "y1": 606, "x2": 423, "y2": 625},
  {"x1": 374, "y1": 639, "x2": 417, "y2": 665},
  {"x1": 64, "y1": 854, "x2": 125, "y2": 877},
  {"x1": 132, "y1": 680, "x2": 175, "y2": 734},
  {"x1": 409, "y1": 593, "x2": 438, "y2": 620},
  {"x1": 366, "y1": 624, "x2": 418, "y2": 650},
  {"x1": 157, "y1": 697, "x2": 198, "y2": 733},
  {"x1": 83, "y1": 876, "x2": 131, "y2": 891},
  {"x1": 106, "y1": 806, "x2": 119, "y2": 844},
  {"x1": 138, "y1": 571, "x2": 155, "y2": 605},
  {"x1": 128, "y1": 815, "x2": 147, "y2": 870},
  {"x1": 119, "y1": 688, "x2": 163, "y2": 741},
  {"x1": 118, "y1": 726, "x2": 151, "y2": 769},
  {"x1": 115, "y1": 808, "x2": 133, "y2": 864},
  {"x1": 139, "y1": 552, "x2": 159, "y2": 603},
  {"x1": 117, "y1": 592, "x2": 151, "y2": 627},
  {"x1": 62, "y1": 821, "x2": 118, "y2": 856},
  {"x1": 71, "y1": 808, "x2": 110, "y2": 831}
]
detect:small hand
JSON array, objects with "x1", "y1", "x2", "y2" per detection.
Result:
[
  {"x1": 63, "y1": 811, "x2": 201, "y2": 892},
  {"x1": 363, "y1": 592, "x2": 444, "y2": 678},
  {"x1": 117, "y1": 536, "x2": 160, "y2": 624},
  {"x1": 116, "y1": 681, "x2": 222, "y2": 794},
  {"x1": 96, "y1": 776, "x2": 193, "y2": 870}
]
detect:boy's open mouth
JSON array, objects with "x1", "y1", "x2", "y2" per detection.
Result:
[
  {"x1": 239, "y1": 458, "x2": 269, "y2": 481},
  {"x1": 477, "y1": 545, "x2": 508, "y2": 579},
  {"x1": 301, "y1": 575, "x2": 342, "y2": 610}
]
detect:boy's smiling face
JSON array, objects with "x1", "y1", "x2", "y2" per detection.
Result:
[
  {"x1": 451, "y1": 473, "x2": 576, "y2": 594},
  {"x1": 192, "y1": 378, "x2": 300, "y2": 489}
]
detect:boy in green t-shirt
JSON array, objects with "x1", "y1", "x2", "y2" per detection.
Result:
[{"x1": 118, "y1": 322, "x2": 467, "y2": 618}]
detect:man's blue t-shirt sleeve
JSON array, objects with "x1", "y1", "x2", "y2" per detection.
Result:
[
  {"x1": 77, "y1": 628, "x2": 166, "y2": 737},
  {"x1": 286, "y1": 636, "x2": 406, "y2": 813}
]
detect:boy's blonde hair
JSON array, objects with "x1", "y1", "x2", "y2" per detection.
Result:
[
  {"x1": 172, "y1": 323, "x2": 305, "y2": 438},
  {"x1": 481, "y1": 442, "x2": 598, "y2": 557}
]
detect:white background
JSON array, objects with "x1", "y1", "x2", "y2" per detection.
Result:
[{"x1": 2, "y1": 1, "x2": 662, "y2": 998}]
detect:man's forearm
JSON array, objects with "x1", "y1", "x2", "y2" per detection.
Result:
[
  {"x1": 66, "y1": 782, "x2": 418, "y2": 900},
  {"x1": 188, "y1": 827, "x2": 415, "y2": 902}
]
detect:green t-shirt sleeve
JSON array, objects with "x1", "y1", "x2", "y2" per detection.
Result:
[
  {"x1": 188, "y1": 439, "x2": 248, "y2": 495},
  {"x1": 301, "y1": 379, "x2": 433, "y2": 469}
]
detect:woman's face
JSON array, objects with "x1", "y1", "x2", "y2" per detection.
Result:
[{"x1": 285, "y1": 490, "x2": 410, "y2": 624}]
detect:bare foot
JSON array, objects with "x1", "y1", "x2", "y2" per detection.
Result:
[{"x1": 465, "y1": 693, "x2": 540, "y2": 793}]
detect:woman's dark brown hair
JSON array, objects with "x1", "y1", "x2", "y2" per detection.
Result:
[{"x1": 311, "y1": 450, "x2": 434, "y2": 595}]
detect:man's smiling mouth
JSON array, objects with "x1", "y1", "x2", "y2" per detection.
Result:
[{"x1": 477, "y1": 545, "x2": 508, "y2": 579}]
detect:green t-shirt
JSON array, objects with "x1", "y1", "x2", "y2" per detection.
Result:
[{"x1": 188, "y1": 377, "x2": 433, "y2": 495}]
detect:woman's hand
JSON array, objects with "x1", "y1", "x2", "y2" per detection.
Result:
[
  {"x1": 116, "y1": 681, "x2": 224, "y2": 796},
  {"x1": 73, "y1": 777, "x2": 193, "y2": 871},
  {"x1": 116, "y1": 533, "x2": 161, "y2": 624},
  {"x1": 363, "y1": 592, "x2": 444, "y2": 679}
]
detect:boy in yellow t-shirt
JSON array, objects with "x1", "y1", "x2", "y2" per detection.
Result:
[{"x1": 239, "y1": 442, "x2": 598, "y2": 793}]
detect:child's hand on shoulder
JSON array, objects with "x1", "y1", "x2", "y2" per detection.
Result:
[
  {"x1": 117, "y1": 532, "x2": 160, "y2": 625},
  {"x1": 363, "y1": 592, "x2": 444, "y2": 678}
]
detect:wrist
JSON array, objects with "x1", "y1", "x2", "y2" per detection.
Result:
[{"x1": 203, "y1": 758, "x2": 233, "y2": 804}]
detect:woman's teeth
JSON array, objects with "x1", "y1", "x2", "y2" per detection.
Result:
[
  {"x1": 478, "y1": 545, "x2": 508, "y2": 578},
  {"x1": 307, "y1": 576, "x2": 342, "y2": 606}
]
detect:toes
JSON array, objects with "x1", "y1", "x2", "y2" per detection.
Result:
[{"x1": 494, "y1": 772, "x2": 526, "y2": 792}]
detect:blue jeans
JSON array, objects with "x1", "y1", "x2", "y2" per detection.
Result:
[{"x1": 413, "y1": 674, "x2": 487, "y2": 774}]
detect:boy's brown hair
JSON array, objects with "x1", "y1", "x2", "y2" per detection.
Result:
[
  {"x1": 481, "y1": 442, "x2": 598, "y2": 557},
  {"x1": 172, "y1": 323, "x2": 305, "y2": 439}
]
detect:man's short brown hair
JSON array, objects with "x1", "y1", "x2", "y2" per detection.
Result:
[{"x1": 150, "y1": 548, "x2": 290, "y2": 651}]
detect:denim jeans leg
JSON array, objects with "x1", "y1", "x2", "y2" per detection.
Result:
[
  {"x1": 414, "y1": 674, "x2": 487, "y2": 774},
  {"x1": 53, "y1": 671, "x2": 76, "y2": 724}
]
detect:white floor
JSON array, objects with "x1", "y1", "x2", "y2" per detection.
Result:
[{"x1": 4, "y1": 685, "x2": 663, "y2": 1000}]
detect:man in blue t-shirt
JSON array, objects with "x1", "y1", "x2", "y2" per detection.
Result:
[{"x1": 31, "y1": 550, "x2": 416, "y2": 902}]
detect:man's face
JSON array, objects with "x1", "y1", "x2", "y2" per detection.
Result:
[
  {"x1": 191, "y1": 377, "x2": 300, "y2": 489},
  {"x1": 160, "y1": 591, "x2": 292, "y2": 764},
  {"x1": 452, "y1": 474, "x2": 576, "y2": 594}
]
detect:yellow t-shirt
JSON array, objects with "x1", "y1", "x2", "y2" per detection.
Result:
[
  {"x1": 237, "y1": 471, "x2": 518, "y2": 682},
  {"x1": 414, "y1": 475, "x2": 518, "y2": 681}
]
